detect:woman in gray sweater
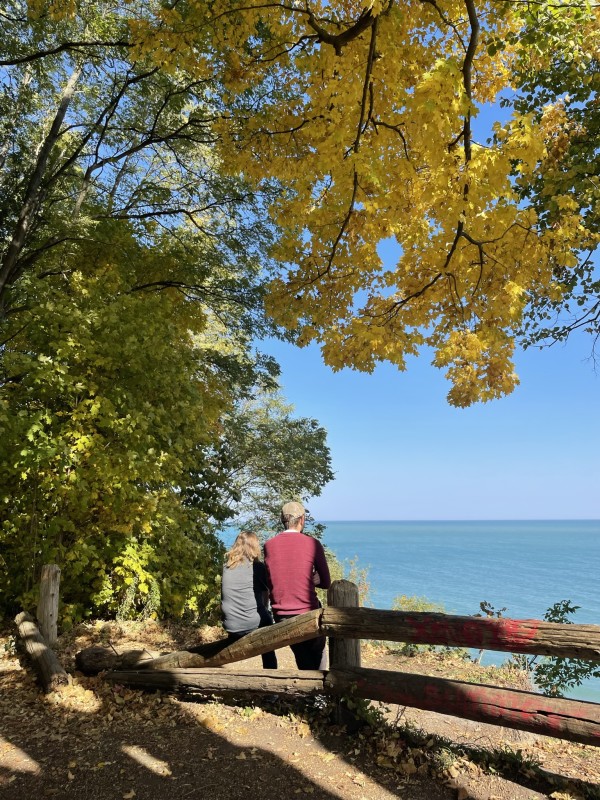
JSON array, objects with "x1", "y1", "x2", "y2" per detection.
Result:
[{"x1": 221, "y1": 531, "x2": 277, "y2": 669}]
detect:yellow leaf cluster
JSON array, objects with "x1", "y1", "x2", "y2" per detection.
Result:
[{"x1": 65, "y1": 0, "x2": 593, "y2": 405}]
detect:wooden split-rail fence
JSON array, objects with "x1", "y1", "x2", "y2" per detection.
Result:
[
  {"x1": 15, "y1": 570, "x2": 600, "y2": 746},
  {"x1": 71, "y1": 580, "x2": 600, "y2": 747}
]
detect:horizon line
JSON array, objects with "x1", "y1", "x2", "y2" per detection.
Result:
[{"x1": 315, "y1": 518, "x2": 600, "y2": 523}]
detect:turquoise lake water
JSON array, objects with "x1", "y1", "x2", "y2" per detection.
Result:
[{"x1": 320, "y1": 519, "x2": 600, "y2": 703}]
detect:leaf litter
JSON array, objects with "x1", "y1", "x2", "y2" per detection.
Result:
[{"x1": 1, "y1": 621, "x2": 599, "y2": 800}]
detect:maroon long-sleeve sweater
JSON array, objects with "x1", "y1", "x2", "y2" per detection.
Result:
[{"x1": 264, "y1": 530, "x2": 331, "y2": 616}]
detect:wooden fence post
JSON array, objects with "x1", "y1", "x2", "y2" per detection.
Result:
[
  {"x1": 328, "y1": 580, "x2": 361, "y2": 725},
  {"x1": 37, "y1": 564, "x2": 60, "y2": 647},
  {"x1": 327, "y1": 580, "x2": 361, "y2": 670}
]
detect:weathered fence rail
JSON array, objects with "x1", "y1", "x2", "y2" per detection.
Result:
[
  {"x1": 327, "y1": 666, "x2": 600, "y2": 747},
  {"x1": 105, "y1": 664, "x2": 600, "y2": 747},
  {"x1": 107, "y1": 667, "x2": 324, "y2": 695},
  {"x1": 15, "y1": 611, "x2": 68, "y2": 692},
  {"x1": 80, "y1": 580, "x2": 600, "y2": 747},
  {"x1": 95, "y1": 603, "x2": 599, "y2": 673},
  {"x1": 321, "y1": 606, "x2": 600, "y2": 661}
]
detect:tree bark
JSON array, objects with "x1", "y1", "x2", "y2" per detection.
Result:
[
  {"x1": 37, "y1": 564, "x2": 60, "y2": 647},
  {"x1": 321, "y1": 607, "x2": 600, "y2": 661},
  {"x1": 326, "y1": 666, "x2": 600, "y2": 747},
  {"x1": 138, "y1": 609, "x2": 322, "y2": 670},
  {"x1": 75, "y1": 646, "x2": 157, "y2": 675},
  {"x1": 15, "y1": 611, "x2": 68, "y2": 692}
]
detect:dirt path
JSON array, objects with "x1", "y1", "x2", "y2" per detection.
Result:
[{"x1": 1, "y1": 621, "x2": 598, "y2": 800}]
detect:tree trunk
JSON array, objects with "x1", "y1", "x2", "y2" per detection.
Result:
[
  {"x1": 326, "y1": 666, "x2": 600, "y2": 747},
  {"x1": 15, "y1": 611, "x2": 68, "y2": 693},
  {"x1": 321, "y1": 607, "x2": 600, "y2": 661},
  {"x1": 37, "y1": 564, "x2": 60, "y2": 647},
  {"x1": 0, "y1": 65, "x2": 81, "y2": 309},
  {"x1": 138, "y1": 609, "x2": 322, "y2": 671}
]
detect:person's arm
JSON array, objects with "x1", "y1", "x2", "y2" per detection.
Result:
[
  {"x1": 313, "y1": 542, "x2": 331, "y2": 589},
  {"x1": 253, "y1": 560, "x2": 271, "y2": 608}
]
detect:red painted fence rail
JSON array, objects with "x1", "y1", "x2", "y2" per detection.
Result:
[
  {"x1": 321, "y1": 606, "x2": 600, "y2": 661},
  {"x1": 81, "y1": 581, "x2": 600, "y2": 747}
]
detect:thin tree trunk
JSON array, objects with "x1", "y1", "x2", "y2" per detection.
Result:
[
  {"x1": 0, "y1": 65, "x2": 81, "y2": 309},
  {"x1": 0, "y1": 66, "x2": 32, "y2": 176}
]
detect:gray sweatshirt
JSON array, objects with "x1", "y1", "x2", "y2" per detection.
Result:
[{"x1": 221, "y1": 559, "x2": 271, "y2": 633}]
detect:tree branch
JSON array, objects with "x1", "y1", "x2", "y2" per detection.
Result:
[
  {"x1": 326, "y1": 169, "x2": 359, "y2": 275},
  {"x1": 305, "y1": 7, "x2": 375, "y2": 56},
  {"x1": 0, "y1": 40, "x2": 131, "y2": 66},
  {"x1": 352, "y1": 17, "x2": 379, "y2": 153}
]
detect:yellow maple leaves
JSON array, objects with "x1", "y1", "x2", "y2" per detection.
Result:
[{"x1": 27, "y1": 0, "x2": 592, "y2": 405}]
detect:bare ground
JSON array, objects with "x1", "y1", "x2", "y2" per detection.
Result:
[{"x1": 1, "y1": 620, "x2": 598, "y2": 800}]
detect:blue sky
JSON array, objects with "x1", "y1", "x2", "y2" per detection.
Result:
[
  {"x1": 256, "y1": 97, "x2": 600, "y2": 522},
  {"x1": 262, "y1": 326, "x2": 600, "y2": 521}
]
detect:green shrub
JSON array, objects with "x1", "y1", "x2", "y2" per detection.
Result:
[
  {"x1": 321, "y1": 550, "x2": 371, "y2": 607},
  {"x1": 390, "y1": 595, "x2": 467, "y2": 657}
]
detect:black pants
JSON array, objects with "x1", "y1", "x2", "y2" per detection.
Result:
[
  {"x1": 274, "y1": 613, "x2": 326, "y2": 670},
  {"x1": 226, "y1": 620, "x2": 278, "y2": 669}
]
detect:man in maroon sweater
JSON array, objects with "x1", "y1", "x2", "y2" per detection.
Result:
[{"x1": 264, "y1": 501, "x2": 331, "y2": 669}]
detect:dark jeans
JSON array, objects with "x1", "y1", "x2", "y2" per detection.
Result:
[
  {"x1": 274, "y1": 613, "x2": 326, "y2": 670},
  {"x1": 226, "y1": 619, "x2": 278, "y2": 669}
]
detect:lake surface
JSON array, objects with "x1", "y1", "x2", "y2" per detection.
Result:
[
  {"x1": 221, "y1": 519, "x2": 599, "y2": 700},
  {"x1": 321, "y1": 520, "x2": 600, "y2": 702}
]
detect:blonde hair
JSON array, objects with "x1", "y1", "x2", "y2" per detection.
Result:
[{"x1": 225, "y1": 531, "x2": 261, "y2": 569}]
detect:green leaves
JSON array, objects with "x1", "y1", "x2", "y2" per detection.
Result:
[
  {"x1": 215, "y1": 389, "x2": 334, "y2": 535},
  {"x1": 534, "y1": 601, "x2": 600, "y2": 697},
  {"x1": 511, "y1": 1, "x2": 600, "y2": 350},
  {"x1": 0, "y1": 2, "x2": 312, "y2": 622}
]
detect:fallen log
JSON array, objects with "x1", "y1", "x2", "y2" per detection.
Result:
[
  {"x1": 75, "y1": 639, "x2": 232, "y2": 675},
  {"x1": 137, "y1": 609, "x2": 322, "y2": 670},
  {"x1": 322, "y1": 607, "x2": 600, "y2": 661},
  {"x1": 326, "y1": 666, "x2": 600, "y2": 747},
  {"x1": 107, "y1": 667, "x2": 323, "y2": 695},
  {"x1": 15, "y1": 611, "x2": 69, "y2": 693},
  {"x1": 76, "y1": 646, "x2": 156, "y2": 675}
]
